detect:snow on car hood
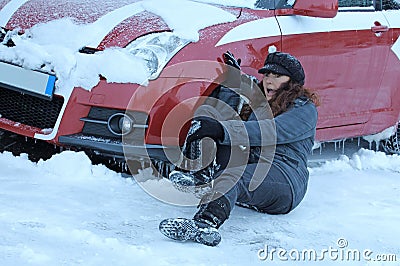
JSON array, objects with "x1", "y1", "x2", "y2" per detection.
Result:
[{"x1": 0, "y1": 0, "x2": 238, "y2": 96}]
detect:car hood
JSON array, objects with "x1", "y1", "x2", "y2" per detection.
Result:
[
  {"x1": 0, "y1": 0, "x2": 241, "y2": 49},
  {"x1": 0, "y1": 0, "x2": 243, "y2": 94}
]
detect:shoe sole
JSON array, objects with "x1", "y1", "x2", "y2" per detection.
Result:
[
  {"x1": 159, "y1": 218, "x2": 221, "y2": 246},
  {"x1": 169, "y1": 171, "x2": 211, "y2": 198},
  {"x1": 169, "y1": 171, "x2": 196, "y2": 189}
]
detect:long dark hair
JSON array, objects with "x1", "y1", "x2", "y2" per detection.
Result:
[{"x1": 259, "y1": 80, "x2": 319, "y2": 117}]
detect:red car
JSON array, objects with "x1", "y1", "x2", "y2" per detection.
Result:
[{"x1": 0, "y1": 0, "x2": 400, "y2": 173}]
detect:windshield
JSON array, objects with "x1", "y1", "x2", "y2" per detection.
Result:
[
  {"x1": 338, "y1": 0, "x2": 400, "y2": 10},
  {"x1": 255, "y1": 0, "x2": 296, "y2": 9}
]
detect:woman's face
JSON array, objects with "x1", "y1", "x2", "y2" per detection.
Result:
[{"x1": 262, "y1": 72, "x2": 290, "y2": 100}]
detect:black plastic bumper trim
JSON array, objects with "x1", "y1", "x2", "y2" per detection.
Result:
[{"x1": 58, "y1": 134, "x2": 181, "y2": 162}]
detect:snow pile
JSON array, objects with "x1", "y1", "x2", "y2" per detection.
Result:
[
  {"x1": 0, "y1": 148, "x2": 399, "y2": 265},
  {"x1": 310, "y1": 148, "x2": 400, "y2": 173},
  {"x1": 142, "y1": 0, "x2": 237, "y2": 41},
  {"x1": 0, "y1": 18, "x2": 150, "y2": 95},
  {"x1": 0, "y1": 0, "x2": 237, "y2": 96}
]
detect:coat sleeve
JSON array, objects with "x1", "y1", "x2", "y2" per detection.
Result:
[{"x1": 219, "y1": 102, "x2": 317, "y2": 146}]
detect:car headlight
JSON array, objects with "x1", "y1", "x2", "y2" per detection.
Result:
[{"x1": 126, "y1": 32, "x2": 191, "y2": 79}]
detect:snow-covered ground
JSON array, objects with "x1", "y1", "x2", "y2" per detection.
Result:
[
  {"x1": 0, "y1": 1, "x2": 399, "y2": 265},
  {"x1": 0, "y1": 148, "x2": 399, "y2": 266}
]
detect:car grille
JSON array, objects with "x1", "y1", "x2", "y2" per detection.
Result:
[
  {"x1": 0, "y1": 28, "x2": 5, "y2": 42},
  {"x1": 1, "y1": 27, "x2": 16, "y2": 47},
  {"x1": 0, "y1": 86, "x2": 64, "y2": 129}
]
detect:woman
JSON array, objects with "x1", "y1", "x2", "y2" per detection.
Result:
[{"x1": 159, "y1": 48, "x2": 319, "y2": 246}]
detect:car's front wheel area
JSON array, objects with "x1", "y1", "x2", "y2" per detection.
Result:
[{"x1": 382, "y1": 123, "x2": 400, "y2": 154}]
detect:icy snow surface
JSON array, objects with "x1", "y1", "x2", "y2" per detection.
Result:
[{"x1": 0, "y1": 148, "x2": 399, "y2": 265}]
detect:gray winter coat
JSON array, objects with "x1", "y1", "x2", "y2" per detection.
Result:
[{"x1": 219, "y1": 97, "x2": 318, "y2": 210}]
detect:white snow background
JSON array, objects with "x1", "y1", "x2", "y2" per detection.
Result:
[{"x1": 0, "y1": 0, "x2": 400, "y2": 265}]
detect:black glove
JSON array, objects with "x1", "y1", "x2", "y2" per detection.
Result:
[
  {"x1": 223, "y1": 51, "x2": 241, "y2": 70},
  {"x1": 218, "y1": 51, "x2": 242, "y2": 88},
  {"x1": 186, "y1": 116, "x2": 224, "y2": 144}
]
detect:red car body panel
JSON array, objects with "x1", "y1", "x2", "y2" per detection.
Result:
[
  {"x1": 6, "y1": 0, "x2": 140, "y2": 29},
  {"x1": 0, "y1": 0, "x2": 400, "y2": 160}
]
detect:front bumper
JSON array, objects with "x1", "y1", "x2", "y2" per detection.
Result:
[{"x1": 58, "y1": 133, "x2": 182, "y2": 163}]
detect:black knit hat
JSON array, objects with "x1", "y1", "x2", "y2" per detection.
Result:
[{"x1": 258, "y1": 51, "x2": 305, "y2": 85}]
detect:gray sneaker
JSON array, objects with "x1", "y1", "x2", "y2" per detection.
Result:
[
  {"x1": 159, "y1": 218, "x2": 221, "y2": 246},
  {"x1": 168, "y1": 170, "x2": 212, "y2": 198}
]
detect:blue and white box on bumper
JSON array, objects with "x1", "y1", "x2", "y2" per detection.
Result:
[{"x1": 0, "y1": 61, "x2": 56, "y2": 99}]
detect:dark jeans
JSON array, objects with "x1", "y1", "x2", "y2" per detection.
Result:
[{"x1": 212, "y1": 145, "x2": 293, "y2": 215}]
